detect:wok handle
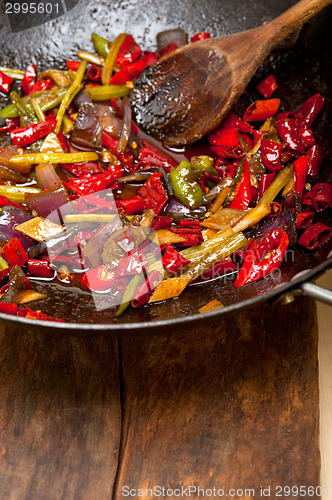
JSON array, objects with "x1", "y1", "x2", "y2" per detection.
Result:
[{"x1": 299, "y1": 281, "x2": 332, "y2": 306}]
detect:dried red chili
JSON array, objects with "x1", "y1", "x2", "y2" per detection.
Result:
[
  {"x1": 0, "y1": 71, "x2": 14, "y2": 94},
  {"x1": 293, "y1": 156, "x2": 309, "y2": 200},
  {"x1": 28, "y1": 79, "x2": 53, "y2": 95},
  {"x1": 116, "y1": 195, "x2": 146, "y2": 214},
  {"x1": 0, "y1": 303, "x2": 18, "y2": 315},
  {"x1": 296, "y1": 212, "x2": 315, "y2": 229},
  {"x1": 21, "y1": 64, "x2": 37, "y2": 95},
  {"x1": 311, "y1": 183, "x2": 332, "y2": 212},
  {"x1": 87, "y1": 65, "x2": 102, "y2": 82},
  {"x1": 243, "y1": 98, "x2": 280, "y2": 122},
  {"x1": 1, "y1": 238, "x2": 28, "y2": 267},
  {"x1": 296, "y1": 93, "x2": 325, "y2": 129},
  {"x1": 256, "y1": 75, "x2": 278, "y2": 98},
  {"x1": 228, "y1": 159, "x2": 251, "y2": 210},
  {"x1": 307, "y1": 144, "x2": 323, "y2": 182},
  {"x1": 258, "y1": 172, "x2": 276, "y2": 200},
  {"x1": 116, "y1": 35, "x2": 142, "y2": 67},
  {"x1": 151, "y1": 216, "x2": 172, "y2": 230},
  {"x1": 162, "y1": 246, "x2": 190, "y2": 274},
  {"x1": 275, "y1": 118, "x2": 305, "y2": 154},
  {"x1": 299, "y1": 222, "x2": 332, "y2": 250},
  {"x1": 190, "y1": 32, "x2": 211, "y2": 42},
  {"x1": 110, "y1": 51, "x2": 158, "y2": 84},
  {"x1": 10, "y1": 120, "x2": 57, "y2": 147},
  {"x1": 261, "y1": 138, "x2": 282, "y2": 172},
  {"x1": 234, "y1": 229, "x2": 289, "y2": 287},
  {"x1": 137, "y1": 172, "x2": 168, "y2": 214}
]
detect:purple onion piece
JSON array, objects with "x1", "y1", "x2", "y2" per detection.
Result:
[
  {"x1": 72, "y1": 89, "x2": 92, "y2": 108},
  {"x1": 117, "y1": 98, "x2": 132, "y2": 154},
  {"x1": 254, "y1": 209, "x2": 297, "y2": 247},
  {"x1": 164, "y1": 197, "x2": 206, "y2": 222},
  {"x1": 0, "y1": 206, "x2": 34, "y2": 250},
  {"x1": 71, "y1": 102, "x2": 114, "y2": 150},
  {"x1": 156, "y1": 28, "x2": 187, "y2": 53},
  {"x1": 25, "y1": 186, "x2": 72, "y2": 220}
]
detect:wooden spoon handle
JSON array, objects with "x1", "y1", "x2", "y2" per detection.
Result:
[{"x1": 265, "y1": 0, "x2": 332, "y2": 46}]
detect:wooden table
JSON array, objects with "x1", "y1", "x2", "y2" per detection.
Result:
[{"x1": 0, "y1": 281, "x2": 327, "y2": 499}]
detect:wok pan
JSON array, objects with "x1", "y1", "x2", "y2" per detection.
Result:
[{"x1": 0, "y1": 0, "x2": 331, "y2": 336}]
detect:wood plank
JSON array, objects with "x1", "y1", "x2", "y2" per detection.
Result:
[
  {"x1": 318, "y1": 270, "x2": 332, "y2": 500},
  {"x1": 116, "y1": 297, "x2": 320, "y2": 498},
  {"x1": 0, "y1": 327, "x2": 121, "y2": 500}
]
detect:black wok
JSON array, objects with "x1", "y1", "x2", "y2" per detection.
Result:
[{"x1": 0, "y1": 0, "x2": 331, "y2": 336}]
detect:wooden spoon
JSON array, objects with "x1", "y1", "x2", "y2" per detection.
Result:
[{"x1": 130, "y1": 0, "x2": 331, "y2": 147}]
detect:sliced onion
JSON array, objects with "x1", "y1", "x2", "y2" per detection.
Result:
[
  {"x1": 164, "y1": 197, "x2": 207, "y2": 222},
  {"x1": 73, "y1": 89, "x2": 92, "y2": 109},
  {"x1": 0, "y1": 166, "x2": 30, "y2": 184},
  {"x1": 0, "y1": 206, "x2": 34, "y2": 250},
  {"x1": 254, "y1": 209, "x2": 297, "y2": 246},
  {"x1": 25, "y1": 186, "x2": 71, "y2": 219},
  {"x1": 71, "y1": 102, "x2": 113, "y2": 149},
  {"x1": 117, "y1": 98, "x2": 132, "y2": 154},
  {"x1": 0, "y1": 145, "x2": 31, "y2": 174},
  {"x1": 36, "y1": 162, "x2": 63, "y2": 190},
  {"x1": 100, "y1": 115, "x2": 122, "y2": 137},
  {"x1": 156, "y1": 28, "x2": 187, "y2": 53}
]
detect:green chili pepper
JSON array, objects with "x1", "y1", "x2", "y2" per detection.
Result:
[
  {"x1": 91, "y1": 33, "x2": 112, "y2": 59},
  {"x1": 10, "y1": 91, "x2": 37, "y2": 126},
  {"x1": 0, "y1": 89, "x2": 67, "y2": 119},
  {"x1": 101, "y1": 33, "x2": 127, "y2": 85},
  {"x1": 223, "y1": 159, "x2": 244, "y2": 207},
  {"x1": 169, "y1": 161, "x2": 204, "y2": 209},
  {"x1": 116, "y1": 274, "x2": 144, "y2": 317},
  {"x1": 55, "y1": 60, "x2": 87, "y2": 134},
  {"x1": 190, "y1": 155, "x2": 214, "y2": 171}
]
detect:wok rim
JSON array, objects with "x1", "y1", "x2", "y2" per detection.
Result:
[{"x1": 0, "y1": 255, "x2": 331, "y2": 334}]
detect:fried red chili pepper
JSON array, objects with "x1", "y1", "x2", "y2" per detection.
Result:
[
  {"x1": 275, "y1": 118, "x2": 305, "y2": 154},
  {"x1": 0, "y1": 302, "x2": 18, "y2": 315},
  {"x1": 311, "y1": 183, "x2": 332, "y2": 212},
  {"x1": 116, "y1": 35, "x2": 142, "y2": 67},
  {"x1": 21, "y1": 64, "x2": 37, "y2": 95},
  {"x1": 10, "y1": 120, "x2": 57, "y2": 147},
  {"x1": 243, "y1": 98, "x2": 280, "y2": 122},
  {"x1": 258, "y1": 173, "x2": 276, "y2": 200},
  {"x1": 296, "y1": 212, "x2": 315, "y2": 229},
  {"x1": 299, "y1": 222, "x2": 332, "y2": 250},
  {"x1": 151, "y1": 216, "x2": 172, "y2": 230},
  {"x1": 131, "y1": 270, "x2": 163, "y2": 307},
  {"x1": 63, "y1": 165, "x2": 123, "y2": 196},
  {"x1": 293, "y1": 156, "x2": 309, "y2": 200},
  {"x1": 260, "y1": 138, "x2": 282, "y2": 172},
  {"x1": 27, "y1": 259, "x2": 54, "y2": 278},
  {"x1": 190, "y1": 32, "x2": 211, "y2": 42},
  {"x1": 137, "y1": 141, "x2": 177, "y2": 173},
  {"x1": 137, "y1": 172, "x2": 168, "y2": 215},
  {"x1": 0, "y1": 71, "x2": 14, "y2": 94},
  {"x1": 116, "y1": 195, "x2": 146, "y2": 214},
  {"x1": 295, "y1": 93, "x2": 325, "y2": 129},
  {"x1": 307, "y1": 144, "x2": 323, "y2": 182},
  {"x1": 110, "y1": 51, "x2": 158, "y2": 85},
  {"x1": 1, "y1": 238, "x2": 28, "y2": 267},
  {"x1": 162, "y1": 246, "x2": 190, "y2": 274},
  {"x1": 28, "y1": 79, "x2": 53, "y2": 95},
  {"x1": 228, "y1": 159, "x2": 251, "y2": 210},
  {"x1": 256, "y1": 75, "x2": 278, "y2": 98},
  {"x1": 234, "y1": 229, "x2": 289, "y2": 287}
]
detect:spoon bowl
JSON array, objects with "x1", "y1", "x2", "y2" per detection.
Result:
[{"x1": 131, "y1": 0, "x2": 331, "y2": 146}]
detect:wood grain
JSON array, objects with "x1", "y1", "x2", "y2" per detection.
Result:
[
  {"x1": 115, "y1": 298, "x2": 320, "y2": 497},
  {"x1": 0, "y1": 296, "x2": 320, "y2": 500},
  {"x1": 0, "y1": 328, "x2": 121, "y2": 500}
]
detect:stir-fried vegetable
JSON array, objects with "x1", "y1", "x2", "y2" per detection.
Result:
[{"x1": 0, "y1": 27, "x2": 330, "y2": 323}]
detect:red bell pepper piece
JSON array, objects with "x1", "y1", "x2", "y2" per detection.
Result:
[
  {"x1": 66, "y1": 60, "x2": 80, "y2": 71},
  {"x1": 116, "y1": 35, "x2": 142, "y2": 67},
  {"x1": 258, "y1": 172, "x2": 276, "y2": 200},
  {"x1": 63, "y1": 166, "x2": 123, "y2": 197},
  {"x1": 199, "y1": 257, "x2": 238, "y2": 280},
  {"x1": 261, "y1": 138, "x2": 283, "y2": 172},
  {"x1": 275, "y1": 118, "x2": 305, "y2": 154},
  {"x1": 17, "y1": 308, "x2": 63, "y2": 322},
  {"x1": 228, "y1": 159, "x2": 251, "y2": 210},
  {"x1": 0, "y1": 70, "x2": 14, "y2": 94},
  {"x1": 0, "y1": 117, "x2": 20, "y2": 133},
  {"x1": 110, "y1": 51, "x2": 158, "y2": 84},
  {"x1": 302, "y1": 190, "x2": 314, "y2": 212},
  {"x1": 27, "y1": 259, "x2": 54, "y2": 278},
  {"x1": 151, "y1": 216, "x2": 172, "y2": 230},
  {"x1": 256, "y1": 75, "x2": 278, "y2": 98},
  {"x1": 296, "y1": 212, "x2": 315, "y2": 229},
  {"x1": 311, "y1": 183, "x2": 332, "y2": 212},
  {"x1": 10, "y1": 120, "x2": 57, "y2": 147},
  {"x1": 80, "y1": 264, "x2": 116, "y2": 292},
  {"x1": 234, "y1": 228, "x2": 289, "y2": 287},
  {"x1": 28, "y1": 78, "x2": 53, "y2": 95},
  {"x1": 21, "y1": 64, "x2": 37, "y2": 95},
  {"x1": 137, "y1": 141, "x2": 177, "y2": 173},
  {"x1": 137, "y1": 172, "x2": 168, "y2": 215},
  {"x1": 87, "y1": 65, "x2": 102, "y2": 82},
  {"x1": 0, "y1": 195, "x2": 25, "y2": 211},
  {"x1": 243, "y1": 98, "x2": 280, "y2": 122},
  {"x1": 162, "y1": 246, "x2": 190, "y2": 274},
  {"x1": 102, "y1": 131, "x2": 134, "y2": 171},
  {"x1": 116, "y1": 195, "x2": 146, "y2": 214},
  {"x1": 131, "y1": 270, "x2": 163, "y2": 308},
  {"x1": 61, "y1": 162, "x2": 105, "y2": 177},
  {"x1": 191, "y1": 32, "x2": 211, "y2": 43},
  {"x1": 296, "y1": 93, "x2": 325, "y2": 129},
  {"x1": 299, "y1": 128, "x2": 315, "y2": 149},
  {"x1": 0, "y1": 302, "x2": 18, "y2": 315},
  {"x1": 307, "y1": 144, "x2": 323, "y2": 182},
  {"x1": 1, "y1": 238, "x2": 28, "y2": 267},
  {"x1": 292, "y1": 156, "x2": 309, "y2": 200},
  {"x1": 299, "y1": 222, "x2": 332, "y2": 250}
]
